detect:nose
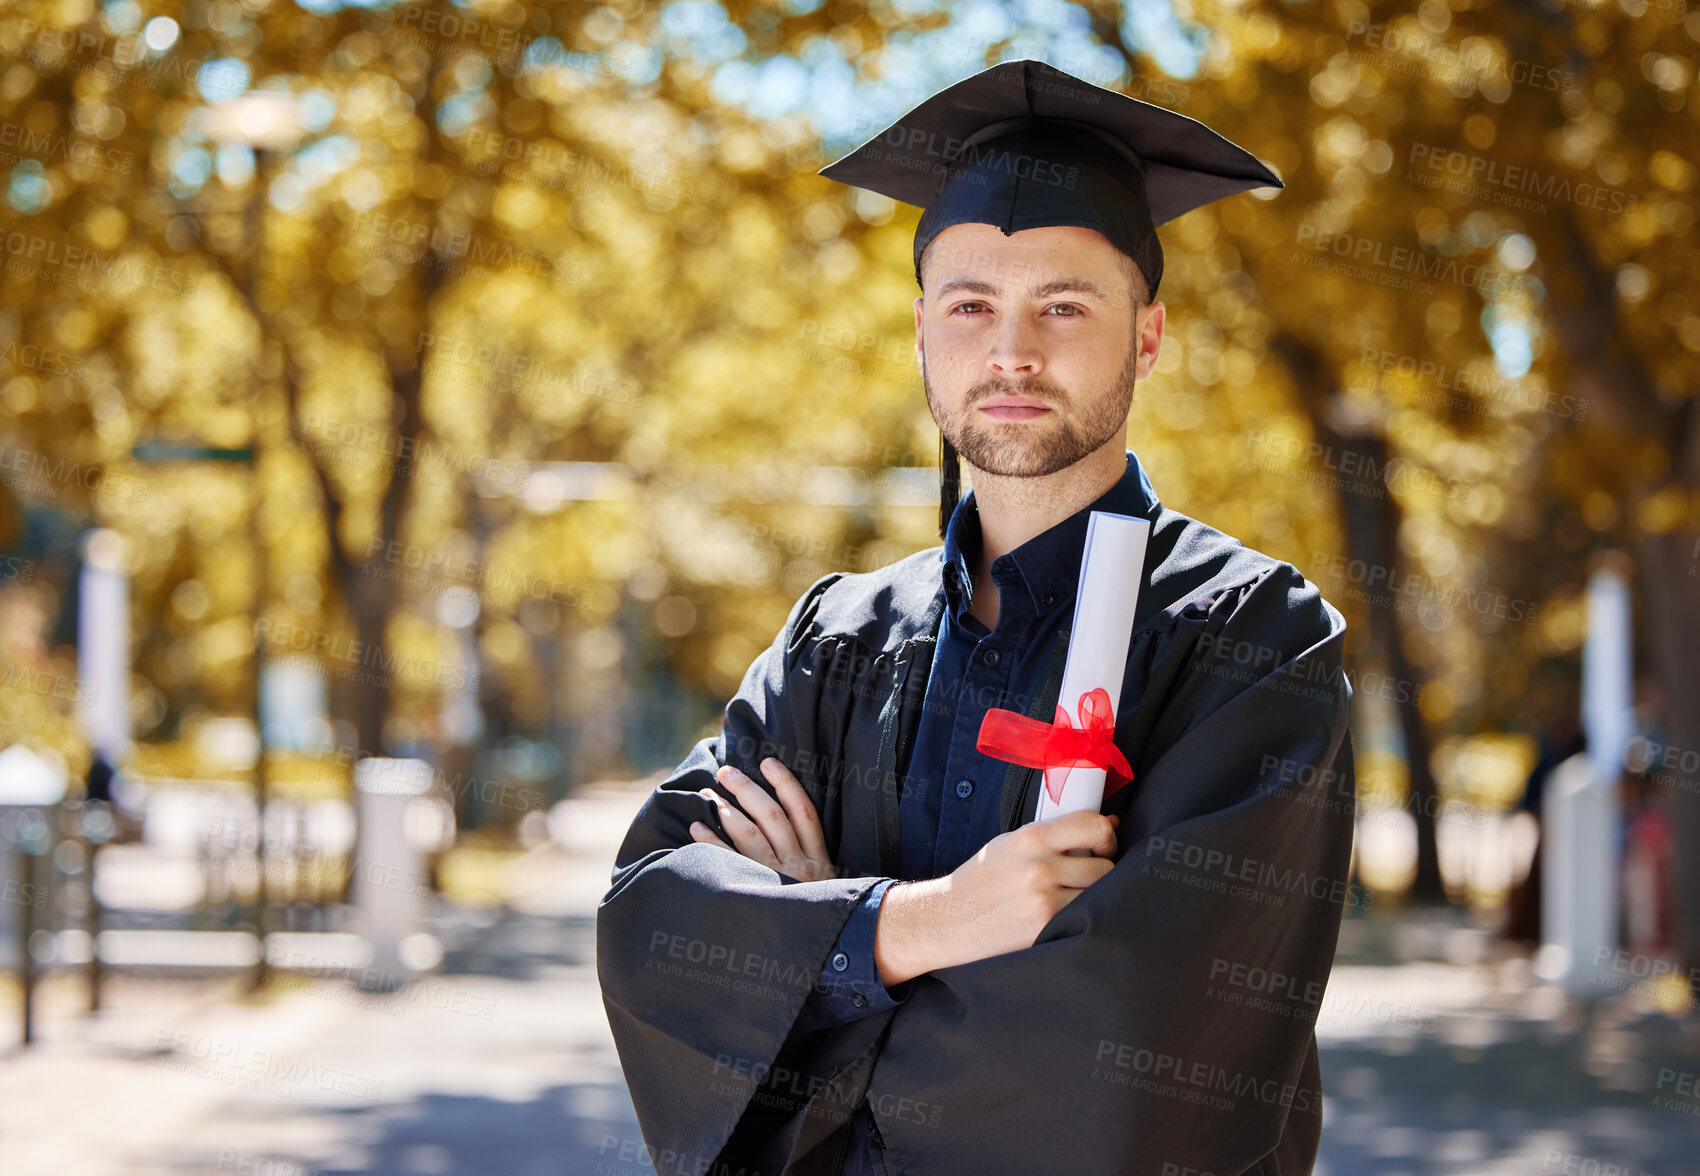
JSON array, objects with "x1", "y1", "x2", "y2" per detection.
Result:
[{"x1": 987, "y1": 314, "x2": 1043, "y2": 378}]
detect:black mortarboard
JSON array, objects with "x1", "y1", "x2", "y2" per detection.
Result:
[
  {"x1": 818, "y1": 58, "x2": 1284, "y2": 537},
  {"x1": 820, "y1": 58, "x2": 1283, "y2": 298}
]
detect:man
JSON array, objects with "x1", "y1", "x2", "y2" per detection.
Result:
[{"x1": 598, "y1": 60, "x2": 1357, "y2": 1176}]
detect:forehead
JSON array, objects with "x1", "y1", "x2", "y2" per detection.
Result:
[{"x1": 922, "y1": 222, "x2": 1128, "y2": 291}]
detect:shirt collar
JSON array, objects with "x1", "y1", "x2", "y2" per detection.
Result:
[{"x1": 940, "y1": 448, "x2": 1161, "y2": 616}]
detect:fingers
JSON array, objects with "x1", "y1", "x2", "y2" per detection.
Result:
[
  {"x1": 760, "y1": 757, "x2": 831, "y2": 867},
  {"x1": 688, "y1": 820, "x2": 732, "y2": 850},
  {"x1": 717, "y1": 761, "x2": 805, "y2": 864},
  {"x1": 697, "y1": 783, "x2": 778, "y2": 870},
  {"x1": 1030, "y1": 810, "x2": 1120, "y2": 857},
  {"x1": 1051, "y1": 853, "x2": 1116, "y2": 891},
  {"x1": 1096, "y1": 813, "x2": 1121, "y2": 859}
]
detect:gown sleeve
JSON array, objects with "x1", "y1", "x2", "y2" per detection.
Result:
[
  {"x1": 595, "y1": 571, "x2": 895, "y2": 1171},
  {"x1": 864, "y1": 561, "x2": 1359, "y2": 1176}
]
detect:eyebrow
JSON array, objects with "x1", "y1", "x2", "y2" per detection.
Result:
[{"x1": 934, "y1": 275, "x2": 1115, "y2": 301}]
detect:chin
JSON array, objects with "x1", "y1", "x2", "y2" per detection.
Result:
[{"x1": 955, "y1": 429, "x2": 1087, "y2": 479}]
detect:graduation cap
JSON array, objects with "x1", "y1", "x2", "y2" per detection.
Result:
[{"x1": 818, "y1": 58, "x2": 1284, "y2": 537}]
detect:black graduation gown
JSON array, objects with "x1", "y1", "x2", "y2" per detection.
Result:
[{"x1": 596, "y1": 501, "x2": 1357, "y2": 1176}]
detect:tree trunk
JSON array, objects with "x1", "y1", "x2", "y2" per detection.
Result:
[
  {"x1": 1272, "y1": 332, "x2": 1448, "y2": 901},
  {"x1": 1634, "y1": 402, "x2": 1700, "y2": 972}
]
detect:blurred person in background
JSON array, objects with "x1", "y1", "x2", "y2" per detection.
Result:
[{"x1": 1503, "y1": 711, "x2": 1584, "y2": 946}]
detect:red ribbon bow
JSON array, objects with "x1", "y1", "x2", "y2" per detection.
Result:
[{"x1": 975, "y1": 686, "x2": 1134, "y2": 808}]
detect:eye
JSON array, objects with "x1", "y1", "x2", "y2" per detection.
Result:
[
  {"x1": 950, "y1": 301, "x2": 989, "y2": 316},
  {"x1": 1046, "y1": 303, "x2": 1084, "y2": 317}
]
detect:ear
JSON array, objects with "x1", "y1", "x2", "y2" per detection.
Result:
[
  {"x1": 913, "y1": 295, "x2": 926, "y2": 365},
  {"x1": 1135, "y1": 301, "x2": 1166, "y2": 381}
]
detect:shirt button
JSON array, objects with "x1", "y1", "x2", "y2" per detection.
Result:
[
  {"x1": 851, "y1": 993, "x2": 866, "y2": 1008},
  {"x1": 831, "y1": 952, "x2": 849, "y2": 972},
  {"x1": 955, "y1": 778, "x2": 974, "y2": 798},
  {"x1": 1042, "y1": 592, "x2": 1056, "y2": 607},
  {"x1": 983, "y1": 648, "x2": 1000, "y2": 666}
]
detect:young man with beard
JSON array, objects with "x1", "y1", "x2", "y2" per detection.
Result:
[{"x1": 598, "y1": 59, "x2": 1357, "y2": 1176}]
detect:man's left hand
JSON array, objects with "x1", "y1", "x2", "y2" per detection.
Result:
[{"x1": 689, "y1": 756, "x2": 837, "y2": 882}]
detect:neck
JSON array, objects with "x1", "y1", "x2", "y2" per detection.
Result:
[{"x1": 967, "y1": 441, "x2": 1128, "y2": 582}]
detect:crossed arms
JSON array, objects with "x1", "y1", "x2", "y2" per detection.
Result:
[{"x1": 689, "y1": 755, "x2": 1120, "y2": 987}]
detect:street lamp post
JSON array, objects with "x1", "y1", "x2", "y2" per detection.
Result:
[{"x1": 189, "y1": 90, "x2": 307, "y2": 988}]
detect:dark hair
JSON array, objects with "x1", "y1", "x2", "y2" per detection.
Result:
[{"x1": 939, "y1": 433, "x2": 960, "y2": 539}]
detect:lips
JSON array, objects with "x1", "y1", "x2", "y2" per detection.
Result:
[{"x1": 978, "y1": 396, "x2": 1052, "y2": 421}]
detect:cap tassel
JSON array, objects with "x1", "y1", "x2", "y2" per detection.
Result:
[{"x1": 939, "y1": 433, "x2": 960, "y2": 540}]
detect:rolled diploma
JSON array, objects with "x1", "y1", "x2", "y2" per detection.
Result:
[{"x1": 1037, "y1": 510, "x2": 1151, "y2": 829}]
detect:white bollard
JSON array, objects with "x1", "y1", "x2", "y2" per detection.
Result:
[
  {"x1": 353, "y1": 758, "x2": 439, "y2": 991},
  {"x1": 1539, "y1": 561, "x2": 1632, "y2": 998},
  {"x1": 77, "y1": 530, "x2": 132, "y2": 765}
]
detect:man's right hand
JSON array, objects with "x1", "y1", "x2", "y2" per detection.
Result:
[{"x1": 872, "y1": 810, "x2": 1120, "y2": 988}]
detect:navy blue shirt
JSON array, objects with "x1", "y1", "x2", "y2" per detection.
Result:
[{"x1": 787, "y1": 449, "x2": 1160, "y2": 1173}]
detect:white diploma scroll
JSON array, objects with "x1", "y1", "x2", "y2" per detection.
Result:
[{"x1": 1034, "y1": 510, "x2": 1151, "y2": 824}]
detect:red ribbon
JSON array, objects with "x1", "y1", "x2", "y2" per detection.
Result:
[{"x1": 975, "y1": 686, "x2": 1133, "y2": 808}]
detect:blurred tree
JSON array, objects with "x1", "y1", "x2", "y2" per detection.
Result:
[
  {"x1": 1, "y1": 0, "x2": 1693, "y2": 962},
  {"x1": 0, "y1": 0, "x2": 949, "y2": 794},
  {"x1": 1163, "y1": 0, "x2": 1700, "y2": 945}
]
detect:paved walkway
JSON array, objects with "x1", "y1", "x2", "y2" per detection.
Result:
[
  {"x1": 2, "y1": 783, "x2": 1697, "y2": 1175},
  {"x1": 0, "y1": 786, "x2": 649, "y2": 1176},
  {"x1": 1317, "y1": 913, "x2": 1700, "y2": 1174}
]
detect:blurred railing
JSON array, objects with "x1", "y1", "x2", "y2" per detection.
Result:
[{"x1": 2, "y1": 759, "x2": 457, "y2": 1044}]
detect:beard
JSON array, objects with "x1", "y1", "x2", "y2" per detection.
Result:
[{"x1": 923, "y1": 339, "x2": 1139, "y2": 479}]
